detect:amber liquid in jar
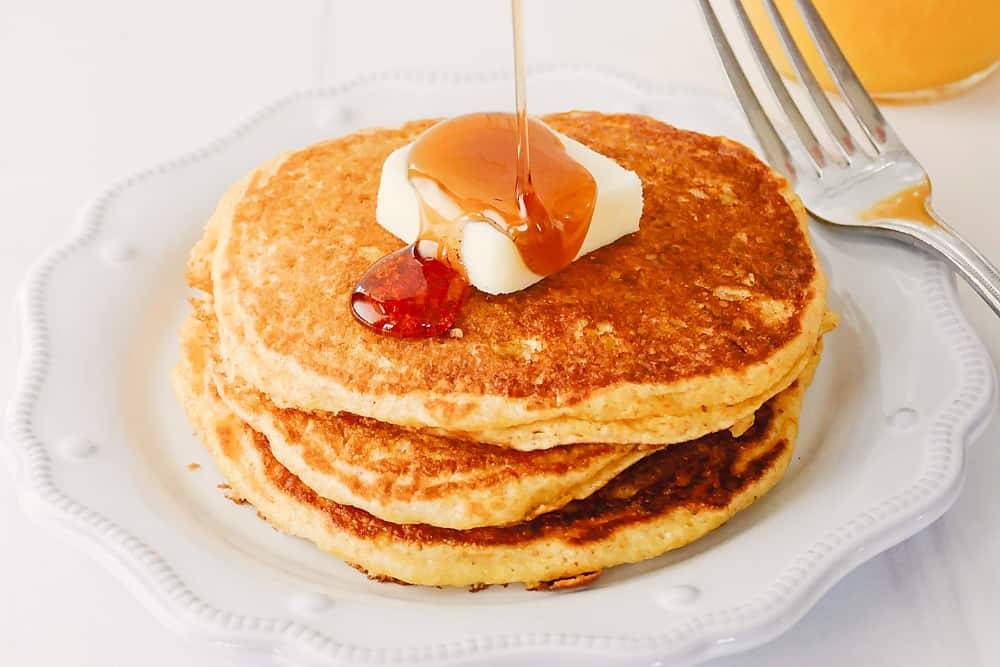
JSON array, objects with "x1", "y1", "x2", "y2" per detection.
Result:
[{"x1": 745, "y1": 0, "x2": 1000, "y2": 101}]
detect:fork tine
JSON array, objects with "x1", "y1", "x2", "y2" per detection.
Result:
[
  {"x1": 730, "y1": 0, "x2": 828, "y2": 172},
  {"x1": 697, "y1": 0, "x2": 799, "y2": 183},
  {"x1": 792, "y1": 0, "x2": 900, "y2": 151},
  {"x1": 761, "y1": 0, "x2": 857, "y2": 159}
]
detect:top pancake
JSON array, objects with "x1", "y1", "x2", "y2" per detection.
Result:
[{"x1": 207, "y1": 112, "x2": 827, "y2": 447}]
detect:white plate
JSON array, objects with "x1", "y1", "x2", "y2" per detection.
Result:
[{"x1": 7, "y1": 67, "x2": 997, "y2": 666}]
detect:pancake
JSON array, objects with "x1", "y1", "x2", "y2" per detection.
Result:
[
  {"x1": 194, "y1": 224, "x2": 830, "y2": 451},
  {"x1": 195, "y1": 219, "x2": 828, "y2": 451},
  {"x1": 172, "y1": 309, "x2": 817, "y2": 588},
  {"x1": 206, "y1": 112, "x2": 828, "y2": 449},
  {"x1": 195, "y1": 220, "x2": 837, "y2": 451},
  {"x1": 187, "y1": 306, "x2": 651, "y2": 529}
]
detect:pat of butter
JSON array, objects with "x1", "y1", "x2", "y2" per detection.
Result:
[{"x1": 375, "y1": 127, "x2": 643, "y2": 295}]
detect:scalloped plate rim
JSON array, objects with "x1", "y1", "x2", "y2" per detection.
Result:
[{"x1": 6, "y1": 65, "x2": 998, "y2": 666}]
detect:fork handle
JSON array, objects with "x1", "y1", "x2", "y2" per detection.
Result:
[{"x1": 879, "y1": 213, "x2": 1000, "y2": 317}]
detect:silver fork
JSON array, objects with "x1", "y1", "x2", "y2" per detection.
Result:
[{"x1": 699, "y1": 0, "x2": 1000, "y2": 317}]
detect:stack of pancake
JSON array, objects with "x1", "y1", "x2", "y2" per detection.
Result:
[{"x1": 172, "y1": 112, "x2": 835, "y2": 589}]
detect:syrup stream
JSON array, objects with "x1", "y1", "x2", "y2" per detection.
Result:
[{"x1": 512, "y1": 0, "x2": 531, "y2": 208}]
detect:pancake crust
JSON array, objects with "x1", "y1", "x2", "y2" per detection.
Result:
[
  {"x1": 214, "y1": 369, "x2": 652, "y2": 529},
  {"x1": 196, "y1": 220, "x2": 828, "y2": 450},
  {"x1": 208, "y1": 113, "x2": 828, "y2": 448},
  {"x1": 187, "y1": 299, "x2": 650, "y2": 529},
  {"x1": 195, "y1": 222, "x2": 830, "y2": 452},
  {"x1": 172, "y1": 312, "x2": 817, "y2": 588}
]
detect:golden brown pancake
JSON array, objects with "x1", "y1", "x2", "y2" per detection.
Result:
[
  {"x1": 172, "y1": 311, "x2": 817, "y2": 588},
  {"x1": 196, "y1": 218, "x2": 827, "y2": 451},
  {"x1": 205, "y1": 113, "x2": 828, "y2": 449},
  {"x1": 186, "y1": 304, "x2": 651, "y2": 530}
]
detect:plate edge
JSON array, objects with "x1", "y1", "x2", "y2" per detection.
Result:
[{"x1": 4, "y1": 66, "x2": 998, "y2": 666}]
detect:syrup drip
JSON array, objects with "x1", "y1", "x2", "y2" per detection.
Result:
[
  {"x1": 350, "y1": 243, "x2": 470, "y2": 337},
  {"x1": 407, "y1": 113, "x2": 596, "y2": 276},
  {"x1": 859, "y1": 179, "x2": 937, "y2": 227},
  {"x1": 351, "y1": 0, "x2": 595, "y2": 337}
]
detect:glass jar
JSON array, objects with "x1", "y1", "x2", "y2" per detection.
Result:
[{"x1": 745, "y1": 0, "x2": 1000, "y2": 101}]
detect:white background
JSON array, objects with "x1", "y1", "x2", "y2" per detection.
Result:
[{"x1": 2, "y1": 1, "x2": 999, "y2": 665}]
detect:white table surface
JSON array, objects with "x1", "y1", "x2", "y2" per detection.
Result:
[{"x1": 2, "y1": 1, "x2": 998, "y2": 665}]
